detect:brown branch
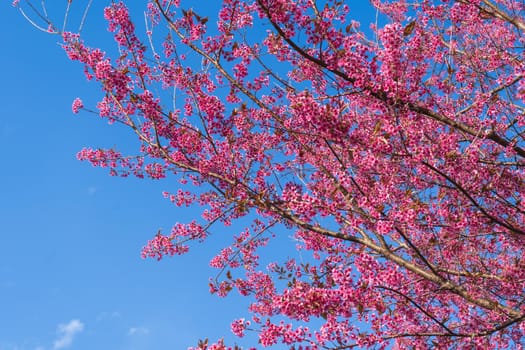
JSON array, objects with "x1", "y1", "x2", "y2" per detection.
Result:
[
  {"x1": 422, "y1": 161, "x2": 525, "y2": 236},
  {"x1": 375, "y1": 285, "x2": 455, "y2": 335}
]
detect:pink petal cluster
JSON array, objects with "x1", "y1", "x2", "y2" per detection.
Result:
[{"x1": 71, "y1": 97, "x2": 83, "y2": 114}]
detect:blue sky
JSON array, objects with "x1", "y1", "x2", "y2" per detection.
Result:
[
  {"x1": 0, "y1": 1, "x2": 377, "y2": 349},
  {"x1": 0, "y1": 2, "x2": 259, "y2": 349}
]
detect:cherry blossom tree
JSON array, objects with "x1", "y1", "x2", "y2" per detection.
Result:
[{"x1": 16, "y1": 0, "x2": 525, "y2": 348}]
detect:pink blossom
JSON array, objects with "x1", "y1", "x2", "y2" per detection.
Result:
[
  {"x1": 230, "y1": 318, "x2": 249, "y2": 337},
  {"x1": 71, "y1": 98, "x2": 83, "y2": 114}
]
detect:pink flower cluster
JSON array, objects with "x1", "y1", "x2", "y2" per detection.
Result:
[{"x1": 71, "y1": 98, "x2": 83, "y2": 114}]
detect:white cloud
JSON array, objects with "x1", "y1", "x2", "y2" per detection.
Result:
[
  {"x1": 52, "y1": 320, "x2": 84, "y2": 350},
  {"x1": 127, "y1": 327, "x2": 149, "y2": 336}
]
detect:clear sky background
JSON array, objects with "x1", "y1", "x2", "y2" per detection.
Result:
[{"x1": 0, "y1": 1, "x2": 376, "y2": 349}]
